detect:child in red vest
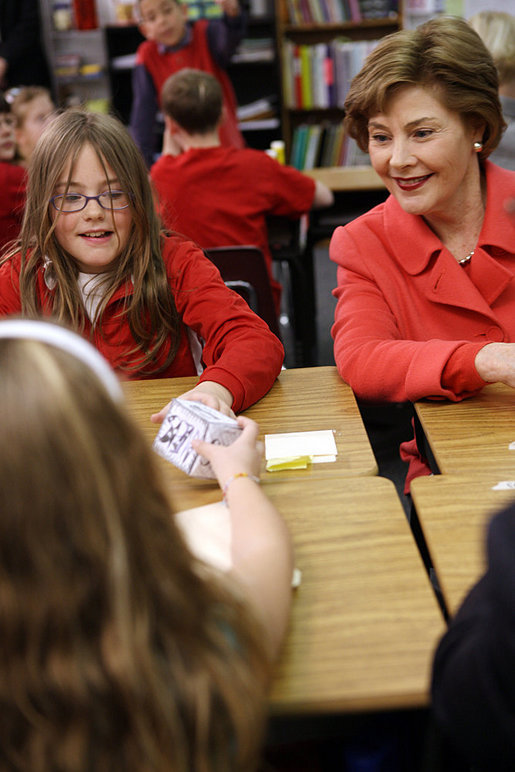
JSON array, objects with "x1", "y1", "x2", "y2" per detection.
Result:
[{"x1": 130, "y1": 0, "x2": 245, "y2": 166}]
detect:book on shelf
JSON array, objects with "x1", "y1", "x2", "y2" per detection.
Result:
[
  {"x1": 238, "y1": 117, "x2": 280, "y2": 130},
  {"x1": 290, "y1": 122, "x2": 371, "y2": 169},
  {"x1": 232, "y1": 38, "x2": 275, "y2": 63},
  {"x1": 282, "y1": 39, "x2": 379, "y2": 109},
  {"x1": 236, "y1": 96, "x2": 277, "y2": 121},
  {"x1": 359, "y1": 0, "x2": 399, "y2": 19},
  {"x1": 284, "y1": 0, "x2": 393, "y2": 23}
]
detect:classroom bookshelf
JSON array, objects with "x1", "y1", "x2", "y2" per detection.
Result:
[{"x1": 274, "y1": 0, "x2": 403, "y2": 169}]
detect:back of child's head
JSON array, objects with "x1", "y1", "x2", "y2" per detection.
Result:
[
  {"x1": 468, "y1": 11, "x2": 515, "y2": 84},
  {"x1": 161, "y1": 68, "x2": 223, "y2": 134},
  {"x1": 0, "y1": 318, "x2": 269, "y2": 770}
]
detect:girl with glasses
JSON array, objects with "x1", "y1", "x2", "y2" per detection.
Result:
[{"x1": 0, "y1": 108, "x2": 284, "y2": 422}]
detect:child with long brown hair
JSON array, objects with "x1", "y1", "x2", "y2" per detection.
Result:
[
  {"x1": 0, "y1": 317, "x2": 293, "y2": 771},
  {"x1": 0, "y1": 108, "x2": 283, "y2": 421}
]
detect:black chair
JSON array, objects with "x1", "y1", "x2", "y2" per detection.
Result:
[
  {"x1": 267, "y1": 214, "x2": 316, "y2": 366},
  {"x1": 203, "y1": 245, "x2": 282, "y2": 341}
]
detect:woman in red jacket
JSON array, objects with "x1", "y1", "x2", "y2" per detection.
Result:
[
  {"x1": 0, "y1": 108, "x2": 283, "y2": 420},
  {"x1": 330, "y1": 16, "x2": 515, "y2": 493}
]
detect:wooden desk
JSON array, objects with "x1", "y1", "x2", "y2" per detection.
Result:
[
  {"x1": 411, "y1": 474, "x2": 515, "y2": 617},
  {"x1": 143, "y1": 471, "x2": 445, "y2": 713},
  {"x1": 268, "y1": 476, "x2": 445, "y2": 714},
  {"x1": 304, "y1": 165, "x2": 385, "y2": 192},
  {"x1": 124, "y1": 366, "x2": 378, "y2": 490},
  {"x1": 414, "y1": 383, "x2": 515, "y2": 476}
]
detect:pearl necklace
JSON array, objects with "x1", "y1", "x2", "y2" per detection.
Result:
[{"x1": 458, "y1": 249, "x2": 474, "y2": 265}]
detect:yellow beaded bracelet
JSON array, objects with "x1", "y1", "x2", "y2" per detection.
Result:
[{"x1": 222, "y1": 472, "x2": 260, "y2": 504}]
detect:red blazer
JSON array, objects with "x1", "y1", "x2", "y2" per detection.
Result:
[
  {"x1": 330, "y1": 161, "x2": 515, "y2": 486},
  {"x1": 0, "y1": 235, "x2": 284, "y2": 412}
]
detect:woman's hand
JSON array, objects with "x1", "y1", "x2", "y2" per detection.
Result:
[
  {"x1": 150, "y1": 381, "x2": 235, "y2": 424},
  {"x1": 192, "y1": 415, "x2": 263, "y2": 488},
  {"x1": 475, "y1": 343, "x2": 515, "y2": 388}
]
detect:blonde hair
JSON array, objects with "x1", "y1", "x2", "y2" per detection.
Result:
[
  {"x1": 343, "y1": 15, "x2": 505, "y2": 162},
  {"x1": 0, "y1": 326, "x2": 270, "y2": 771},
  {"x1": 468, "y1": 11, "x2": 515, "y2": 85},
  {"x1": 11, "y1": 108, "x2": 181, "y2": 375}
]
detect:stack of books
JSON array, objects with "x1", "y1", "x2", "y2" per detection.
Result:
[
  {"x1": 232, "y1": 38, "x2": 275, "y2": 62},
  {"x1": 285, "y1": 0, "x2": 397, "y2": 24},
  {"x1": 282, "y1": 38, "x2": 379, "y2": 109},
  {"x1": 236, "y1": 96, "x2": 280, "y2": 130},
  {"x1": 290, "y1": 122, "x2": 370, "y2": 169}
]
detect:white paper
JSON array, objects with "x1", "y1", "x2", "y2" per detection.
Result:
[
  {"x1": 491, "y1": 481, "x2": 515, "y2": 490},
  {"x1": 175, "y1": 501, "x2": 232, "y2": 571},
  {"x1": 265, "y1": 429, "x2": 337, "y2": 461},
  {"x1": 175, "y1": 501, "x2": 301, "y2": 587}
]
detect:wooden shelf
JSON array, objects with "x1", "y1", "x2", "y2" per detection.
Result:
[{"x1": 274, "y1": 0, "x2": 402, "y2": 166}]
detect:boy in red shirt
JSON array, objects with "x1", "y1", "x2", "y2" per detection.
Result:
[
  {"x1": 130, "y1": 0, "x2": 245, "y2": 166},
  {"x1": 150, "y1": 68, "x2": 334, "y2": 312}
]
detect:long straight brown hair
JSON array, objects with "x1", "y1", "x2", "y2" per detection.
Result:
[
  {"x1": 0, "y1": 334, "x2": 270, "y2": 770},
  {"x1": 15, "y1": 108, "x2": 181, "y2": 374}
]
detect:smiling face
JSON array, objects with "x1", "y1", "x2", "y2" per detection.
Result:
[
  {"x1": 367, "y1": 85, "x2": 484, "y2": 224},
  {"x1": 138, "y1": 0, "x2": 188, "y2": 48},
  {"x1": 51, "y1": 143, "x2": 133, "y2": 274}
]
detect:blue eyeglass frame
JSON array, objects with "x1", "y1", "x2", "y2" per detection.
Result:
[{"x1": 49, "y1": 191, "x2": 133, "y2": 213}]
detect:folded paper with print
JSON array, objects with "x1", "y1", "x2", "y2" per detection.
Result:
[{"x1": 153, "y1": 398, "x2": 242, "y2": 478}]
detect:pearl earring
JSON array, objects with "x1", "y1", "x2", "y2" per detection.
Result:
[{"x1": 473, "y1": 141, "x2": 483, "y2": 151}]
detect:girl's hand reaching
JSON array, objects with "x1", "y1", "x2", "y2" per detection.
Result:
[
  {"x1": 192, "y1": 415, "x2": 263, "y2": 489},
  {"x1": 151, "y1": 381, "x2": 235, "y2": 423}
]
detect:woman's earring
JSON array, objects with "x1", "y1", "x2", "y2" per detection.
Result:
[{"x1": 473, "y1": 141, "x2": 483, "y2": 151}]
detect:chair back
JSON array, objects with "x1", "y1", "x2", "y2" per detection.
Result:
[{"x1": 204, "y1": 245, "x2": 282, "y2": 340}]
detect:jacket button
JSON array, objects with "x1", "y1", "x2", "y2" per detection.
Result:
[{"x1": 486, "y1": 326, "x2": 504, "y2": 341}]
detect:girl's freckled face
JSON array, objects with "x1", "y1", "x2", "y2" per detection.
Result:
[{"x1": 51, "y1": 143, "x2": 132, "y2": 274}]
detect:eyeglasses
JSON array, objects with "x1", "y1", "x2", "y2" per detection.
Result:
[{"x1": 50, "y1": 190, "x2": 132, "y2": 213}]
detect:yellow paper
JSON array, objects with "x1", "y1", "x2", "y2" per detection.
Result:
[{"x1": 266, "y1": 455, "x2": 312, "y2": 471}]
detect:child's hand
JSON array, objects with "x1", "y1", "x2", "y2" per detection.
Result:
[
  {"x1": 150, "y1": 381, "x2": 235, "y2": 423},
  {"x1": 214, "y1": 0, "x2": 240, "y2": 17},
  {"x1": 192, "y1": 416, "x2": 263, "y2": 488},
  {"x1": 161, "y1": 129, "x2": 183, "y2": 157}
]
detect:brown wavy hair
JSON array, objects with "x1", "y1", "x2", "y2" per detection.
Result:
[
  {"x1": 12, "y1": 108, "x2": 181, "y2": 375},
  {"x1": 0, "y1": 334, "x2": 270, "y2": 771},
  {"x1": 343, "y1": 15, "x2": 506, "y2": 162}
]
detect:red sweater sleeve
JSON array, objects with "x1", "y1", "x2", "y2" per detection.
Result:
[{"x1": 163, "y1": 236, "x2": 284, "y2": 411}]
